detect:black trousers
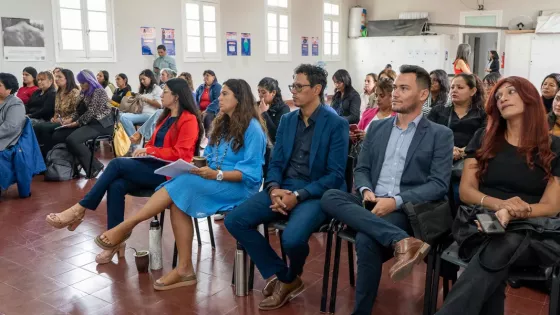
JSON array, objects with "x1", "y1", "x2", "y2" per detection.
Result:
[
  {"x1": 34, "y1": 121, "x2": 61, "y2": 156},
  {"x1": 45, "y1": 121, "x2": 113, "y2": 175},
  {"x1": 436, "y1": 232, "x2": 535, "y2": 315}
]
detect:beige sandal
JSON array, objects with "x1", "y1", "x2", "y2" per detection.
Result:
[
  {"x1": 95, "y1": 242, "x2": 126, "y2": 264},
  {"x1": 94, "y1": 232, "x2": 131, "y2": 250},
  {"x1": 45, "y1": 207, "x2": 85, "y2": 231},
  {"x1": 153, "y1": 271, "x2": 197, "y2": 291}
]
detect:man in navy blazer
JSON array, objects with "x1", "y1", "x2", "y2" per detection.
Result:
[
  {"x1": 225, "y1": 64, "x2": 349, "y2": 311},
  {"x1": 321, "y1": 65, "x2": 454, "y2": 315}
]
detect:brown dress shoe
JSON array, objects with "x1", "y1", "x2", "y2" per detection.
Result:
[
  {"x1": 258, "y1": 277, "x2": 304, "y2": 311},
  {"x1": 389, "y1": 237, "x2": 431, "y2": 281},
  {"x1": 262, "y1": 277, "x2": 278, "y2": 297}
]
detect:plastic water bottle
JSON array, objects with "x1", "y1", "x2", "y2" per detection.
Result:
[{"x1": 149, "y1": 219, "x2": 163, "y2": 270}]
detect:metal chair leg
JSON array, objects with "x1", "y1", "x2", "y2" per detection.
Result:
[
  {"x1": 193, "y1": 218, "x2": 202, "y2": 247},
  {"x1": 249, "y1": 259, "x2": 255, "y2": 290},
  {"x1": 207, "y1": 216, "x2": 216, "y2": 249},
  {"x1": 159, "y1": 210, "x2": 165, "y2": 235},
  {"x1": 443, "y1": 278, "x2": 449, "y2": 300},
  {"x1": 348, "y1": 241, "x2": 355, "y2": 287},
  {"x1": 550, "y1": 266, "x2": 560, "y2": 315},
  {"x1": 87, "y1": 140, "x2": 96, "y2": 178},
  {"x1": 278, "y1": 230, "x2": 287, "y2": 263},
  {"x1": 430, "y1": 245, "x2": 443, "y2": 315},
  {"x1": 320, "y1": 229, "x2": 334, "y2": 313},
  {"x1": 423, "y1": 247, "x2": 436, "y2": 315},
  {"x1": 172, "y1": 241, "x2": 178, "y2": 268},
  {"x1": 328, "y1": 236, "x2": 343, "y2": 314},
  {"x1": 264, "y1": 223, "x2": 270, "y2": 242}
]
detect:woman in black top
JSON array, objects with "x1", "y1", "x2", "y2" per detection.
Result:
[
  {"x1": 485, "y1": 50, "x2": 500, "y2": 74},
  {"x1": 110, "y1": 73, "x2": 131, "y2": 107},
  {"x1": 331, "y1": 69, "x2": 361, "y2": 124},
  {"x1": 26, "y1": 71, "x2": 56, "y2": 124},
  {"x1": 541, "y1": 73, "x2": 560, "y2": 113},
  {"x1": 436, "y1": 76, "x2": 560, "y2": 315},
  {"x1": 257, "y1": 77, "x2": 289, "y2": 144},
  {"x1": 428, "y1": 73, "x2": 486, "y2": 160}
]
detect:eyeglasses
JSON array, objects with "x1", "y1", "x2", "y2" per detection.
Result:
[{"x1": 289, "y1": 84, "x2": 311, "y2": 93}]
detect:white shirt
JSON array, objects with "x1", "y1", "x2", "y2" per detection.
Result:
[
  {"x1": 142, "y1": 84, "x2": 163, "y2": 115},
  {"x1": 104, "y1": 86, "x2": 113, "y2": 99}
]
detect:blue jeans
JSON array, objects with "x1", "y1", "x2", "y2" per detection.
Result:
[
  {"x1": 320, "y1": 189, "x2": 411, "y2": 315},
  {"x1": 224, "y1": 179, "x2": 326, "y2": 283},
  {"x1": 138, "y1": 109, "x2": 163, "y2": 140},
  {"x1": 79, "y1": 158, "x2": 167, "y2": 229},
  {"x1": 120, "y1": 113, "x2": 151, "y2": 137}
]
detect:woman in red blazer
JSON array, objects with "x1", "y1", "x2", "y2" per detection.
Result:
[{"x1": 46, "y1": 79, "x2": 203, "y2": 264}]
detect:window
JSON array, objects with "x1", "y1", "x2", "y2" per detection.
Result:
[
  {"x1": 266, "y1": 0, "x2": 291, "y2": 61},
  {"x1": 182, "y1": 0, "x2": 221, "y2": 61},
  {"x1": 323, "y1": 1, "x2": 340, "y2": 60},
  {"x1": 52, "y1": 0, "x2": 116, "y2": 62}
]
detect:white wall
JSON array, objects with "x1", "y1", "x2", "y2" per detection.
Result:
[{"x1": 0, "y1": 0, "x2": 357, "y2": 97}]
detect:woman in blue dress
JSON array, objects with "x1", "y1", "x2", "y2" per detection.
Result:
[{"x1": 94, "y1": 78, "x2": 267, "y2": 291}]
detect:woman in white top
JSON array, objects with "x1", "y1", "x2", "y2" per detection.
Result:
[
  {"x1": 360, "y1": 73, "x2": 378, "y2": 115},
  {"x1": 119, "y1": 69, "x2": 163, "y2": 136}
]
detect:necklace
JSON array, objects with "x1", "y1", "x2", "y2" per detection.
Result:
[{"x1": 213, "y1": 137, "x2": 229, "y2": 170}]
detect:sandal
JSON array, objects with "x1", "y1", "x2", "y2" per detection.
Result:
[
  {"x1": 130, "y1": 133, "x2": 141, "y2": 144},
  {"x1": 95, "y1": 242, "x2": 126, "y2": 264},
  {"x1": 153, "y1": 270, "x2": 197, "y2": 291},
  {"x1": 45, "y1": 207, "x2": 85, "y2": 231},
  {"x1": 94, "y1": 232, "x2": 131, "y2": 250}
]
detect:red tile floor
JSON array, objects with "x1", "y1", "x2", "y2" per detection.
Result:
[{"x1": 0, "y1": 145, "x2": 551, "y2": 314}]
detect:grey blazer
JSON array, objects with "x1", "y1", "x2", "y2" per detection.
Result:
[
  {"x1": 0, "y1": 95, "x2": 26, "y2": 151},
  {"x1": 354, "y1": 115, "x2": 454, "y2": 205}
]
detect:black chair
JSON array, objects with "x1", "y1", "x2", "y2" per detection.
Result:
[
  {"x1": 85, "y1": 107, "x2": 119, "y2": 178},
  {"x1": 426, "y1": 242, "x2": 560, "y2": 315}
]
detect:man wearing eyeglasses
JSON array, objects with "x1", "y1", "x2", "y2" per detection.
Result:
[{"x1": 225, "y1": 64, "x2": 349, "y2": 311}]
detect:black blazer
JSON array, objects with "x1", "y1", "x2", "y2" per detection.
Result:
[
  {"x1": 26, "y1": 87, "x2": 56, "y2": 121},
  {"x1": 261, "y1": 101, "x2": 290, "y2": 144},
  {"x1": 331, "y1": 86, "x2": 361, "y2": 124},
  {"x1": 489, "y1": 59, "x2": 500, "y2": 73}
]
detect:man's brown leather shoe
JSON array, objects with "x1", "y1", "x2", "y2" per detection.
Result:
[
  {"x1": 258, "y1": 277, "x2": 304, "y2": 310},
  {"x1": 262, "y1": 277, "x2": 277, "y2": 297},
  {"x1": 389, "y1": 237, "x2": 431, "y2": 281}
]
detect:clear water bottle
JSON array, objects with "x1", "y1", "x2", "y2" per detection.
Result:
[{"x1": 149, "y1": 219, "x2": 163, "y2": 270}]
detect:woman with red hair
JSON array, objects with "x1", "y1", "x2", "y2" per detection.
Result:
[{"x1": 436, "y1": 77, "x2": 560, "y2": 315}]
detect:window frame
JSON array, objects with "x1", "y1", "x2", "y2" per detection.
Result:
[
  {"x1": 265, "y1": 0, "x2": 292, "y2": 62},
  {"x1": 51, "y1": 0, "x2": 117, "y2": 63},
  {"x1": 322, "y1": 0, "x2": 341, "y2": 61},
  {"x1": 181, "y1": 0, "x2": 222, "y2": 62}
]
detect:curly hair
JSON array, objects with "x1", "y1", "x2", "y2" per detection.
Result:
[{"x1": 209, "y1": 79, "x2": 267, "y2": 153}]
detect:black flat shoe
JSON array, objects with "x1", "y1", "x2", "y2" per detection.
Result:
[{"x1": 87, "y1": 164, "x2": 105, "y2": 179}]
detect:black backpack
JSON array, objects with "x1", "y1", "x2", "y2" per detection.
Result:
[{"x1": 44, "y1": 144, "x2": 79, "y2": 181}]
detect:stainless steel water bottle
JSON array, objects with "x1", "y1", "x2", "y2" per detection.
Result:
[
  {"x1": 149, "y1": 219, "x2": 163, "y2": 270},
  {"x1": 234, "y1": 242, "x2": 248, "y2": 296}
]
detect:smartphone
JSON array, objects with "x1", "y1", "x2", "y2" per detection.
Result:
[
  {"x1": 350, "y1": 124, "x2": 359, "y2": 132},
  {"x1": 363, "y1": 200, "x2": 376, "y2": 211},
  {"x1": 476, "y1": 213, "x2": 506, "y2": 234}
]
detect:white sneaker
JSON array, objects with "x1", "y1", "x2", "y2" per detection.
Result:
[{"x1": 214, "y1": 213, "x2": 225, "y2": 221}]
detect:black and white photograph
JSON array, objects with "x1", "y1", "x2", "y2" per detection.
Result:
[{"x1": 1, "y1": 17, "x2": 46, "y2": 61}]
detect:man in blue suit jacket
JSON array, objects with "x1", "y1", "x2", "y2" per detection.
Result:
[
  {"x1": 225, "y1": 64, "x2": 349, "y2": 311},
  {"x1": 321, "y1": 65, "x2": 454, "y2": 315}
]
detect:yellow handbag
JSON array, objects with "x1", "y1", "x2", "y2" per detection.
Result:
[{"x1": 113, "y1": 122, "x2": 131, "y2": 157}]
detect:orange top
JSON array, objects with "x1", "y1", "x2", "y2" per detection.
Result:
[{"x1": 453, "y1": 59, "x2": 471, "y2": 75}]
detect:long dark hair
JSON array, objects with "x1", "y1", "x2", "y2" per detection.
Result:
[
  {"x1": 23, "y1": 66, "x2": 38, "y2": 86},
  {"x1": 58, "y1": 69, "x2": 79, "y2": 95},
  {"x1": 477, "y1": 76, "x2": 555, "y2": 180},
  {"x1": 455, "y1": 43, "x2": 471, "y2": 63},
  {"x1": 258, "y1": 77, "x2": 284, "y2": 107},
  {"x1": 542, "y1": 73, "x2": 560, "y2": 96},
  {"x1": 116, "y1": 73, "x2": 131, "y2": 90},
  {"x1": 209, "y1": 79, "x2": 267, "y2": 153},
  {"x1": 452, "y1": 73, "x2": 485, "y2": 110},
  {"x1": 99, "y1": 70, "x2": 110, "y2": 88},
  {"x1": 139, "y1": 69, "x2": 157, "y2": 94},
  {"x1": 332, "y1": 69, "x2": 353, "y2": 93},
  {"x1": 157, "y1": 78, "x2": 204, "y2": 149},
  {"x1": 489, "y1": 50, "x2": 499, "y2": 61},
  {"x1": 430, "y1": 69, "x2": 450, "y2": 106}
]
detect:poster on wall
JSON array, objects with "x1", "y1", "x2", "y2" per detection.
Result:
[
  {"x1": 312, "y1": 37, "x2": 319, "y2": 56},
  {"x1": 140, "y1": 26, "x2": 156, "y2": 55},
  {"x1": 301, "y1": 37, "x2": 309, "y2": 56},
  {"x1": 241, "y1": 33, "x2": 251, "y2": 56},
  {"x1": 1, "y1": 17, "x2": 46, "y2": 61},
  {"x1": 161, "y1": 28, "x2": 176, "y2": 56},
  {"x1": 226, "y1": 32, "x2": 238, "y2": 56}
]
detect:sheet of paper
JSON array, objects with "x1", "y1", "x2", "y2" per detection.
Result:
[
  {"x1": 125, "y1": 156, "x2": 172, "y2": 163},
  {"x1": 154, "y1": 159, "x2": 199, "y2": 178},
  {"x1": 54, "y1": 124, "x2": 76, "y2": 130}
]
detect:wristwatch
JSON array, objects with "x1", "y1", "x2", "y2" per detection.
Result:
[
  {"x1": 293, "y1": 191, "x2": 301, "y2": 202},
  {"x1": 216, "y1": 170, "x2": 224, "y2": 181}
]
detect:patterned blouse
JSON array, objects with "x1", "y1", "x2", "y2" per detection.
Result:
[
  {"x1": 55, "y1": 88, "x2": 80, "y2": 120},
  {"x1": 72, "y1": 88, "x2": 112, "y2": 126}
]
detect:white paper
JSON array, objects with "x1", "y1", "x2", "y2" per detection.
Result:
[{"x1": 154, "y1": 159, "x2": 198, "y2": 177}]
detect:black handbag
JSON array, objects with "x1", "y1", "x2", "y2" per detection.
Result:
[
  {"x1": 403, "y1": 200, "x2": 453, "y2": 245},
  {"x1": 453, "y1": 205, "x2": 560, "y2": 270}
]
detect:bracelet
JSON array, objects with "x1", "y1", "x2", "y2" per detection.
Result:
[{"x1": 480, "y1": 195, "x2": 488, "y2": 208}]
